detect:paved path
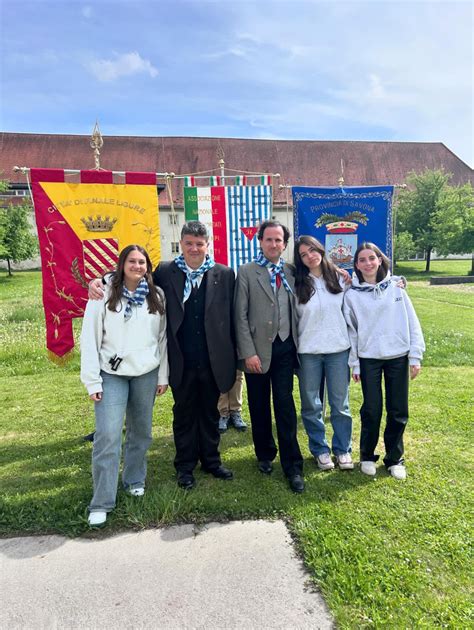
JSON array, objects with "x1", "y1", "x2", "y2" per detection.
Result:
[{"x1": 1, "y1": 519, "x2": 333, "y2": 629}]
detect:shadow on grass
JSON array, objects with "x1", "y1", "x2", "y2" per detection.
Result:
[{"x1": 0, "y1": 430, "x2": 373, "y2": 539}]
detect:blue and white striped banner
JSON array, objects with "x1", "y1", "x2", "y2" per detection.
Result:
[{"x1": 226, "y1": 185, "x2": 272, "y2": 271}]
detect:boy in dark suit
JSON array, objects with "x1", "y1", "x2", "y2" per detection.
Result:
[{"x1": 153, "y1": 221, "x2": 236, "y2": 489}]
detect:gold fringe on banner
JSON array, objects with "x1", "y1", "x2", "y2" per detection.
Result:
[{"x1": 47, "y1": 349, "x2": 75, "y2": 365}]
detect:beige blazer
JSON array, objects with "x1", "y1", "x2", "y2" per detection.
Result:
[{"x1": 234, "y1": 261, "x2": 298, "y2": 374}]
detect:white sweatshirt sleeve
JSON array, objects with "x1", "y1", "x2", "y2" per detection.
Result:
[
  {"x1": 343, "y1": 293, "x2": 360, "y2": 375},
  {"x1": 80, "y1": 297, "x2": 106, "y2": 395},
  {"x1": 403, "y1": 291, "x2": 425, "y2": 365}
]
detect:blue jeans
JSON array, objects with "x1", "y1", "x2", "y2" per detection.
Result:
[
  {"x1": 297, "y1": 350, "x2": 352, "y2": 456},
  {"x1": 89, "y1": 368, "x2": 158, "y2": 512}
]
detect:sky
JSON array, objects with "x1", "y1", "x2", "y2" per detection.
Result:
[{"x1": 1, "y1": 0, "x2": 473, "y2": 166}]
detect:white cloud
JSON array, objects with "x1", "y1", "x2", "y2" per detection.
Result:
[
  {"x1": 368, "y1": 74, "x2": 386, "y2": 100},
  {"x1": 210, "y1": 2, "x2": 473, "y2": 165},
  {"x1": 82, "y1": 6, "x2": 93, "y2": 19},
  {"x1": 87, "y1": 51, "x2": 158, "y2": 82},
  {"x1": 202, "y1": 46, "x2": 249, "y2": 60}
]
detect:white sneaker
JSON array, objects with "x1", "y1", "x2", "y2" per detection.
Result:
[
  {"x1": 360, "y1": 461, "x2": 377, "y2": 476},
  {"x1": 127, "y1": 487, "x2": 145, "y2": 497},
  {"x1": 88, "y1": 511, "x2": 107, "y2": 526},
  {"x1": 316, "y1": 453, "x2": 335, "y2": 470},
  {"x1": 336, "y1": 453, "x2": 354, "y2": 470},
  {"x1": 388, "y1": 464, "x2": 407, "y2": 480}
]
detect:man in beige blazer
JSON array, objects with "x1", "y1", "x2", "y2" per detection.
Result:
[{"x1": 234, "y1": 220, "x2": 304, "y2": 493}]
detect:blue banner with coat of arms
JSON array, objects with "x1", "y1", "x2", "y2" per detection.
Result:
[{"x1": 292, "y1": 186, "x2": 394, "y2": 272}]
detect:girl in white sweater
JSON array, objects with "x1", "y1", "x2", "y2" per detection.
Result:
[
  {"x1": 294, "y1": 236, "x2": 354, "y2": 471},
  {"x1": 343, "y1": 242, "x2": 425, "y2": 480},
  {"x1": 81, "y1": 245, "x2": 168, "y2": 526}
]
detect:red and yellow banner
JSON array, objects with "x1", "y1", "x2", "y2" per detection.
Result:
[{"x1": 31, "y1": 169, "x2": 161, "y2": 362}]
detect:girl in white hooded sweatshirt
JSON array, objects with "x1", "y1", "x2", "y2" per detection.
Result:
[
  {"x1": 81, "y1": 245, "x2": 168, "y2": 527},
  {"x1": 343, "y1": 242, "x2": 425, "y2": 480}
]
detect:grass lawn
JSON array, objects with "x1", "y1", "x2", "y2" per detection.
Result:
[
  {"x1": 394, "y1": 258, "x2": 473, "y2": 281},
  {"x1": 1, "y1": 263, "x2": 473, "y2": 628}
]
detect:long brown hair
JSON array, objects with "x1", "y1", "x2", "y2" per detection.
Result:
[
  {"x1": 107, "y1": 245, "x2": 165, "y2": 315},
  {"x1": 353, "y1": 242, "x2": 390, "y2": 284},
  {"x1": 293, "y1": 236, "x2": 342, "y2": 304}
]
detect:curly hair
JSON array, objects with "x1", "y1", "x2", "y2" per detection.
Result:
[{"x1": 257, "y1": 220, "x2": 291, "y2": 244}]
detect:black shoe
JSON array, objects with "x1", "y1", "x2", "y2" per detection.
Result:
[
  {"x1": 288, "y1": 474, "x2": 305, "y2": 493},
  {"x1": 82, "y1": 431, "x2": 95, "y2": 442},
  {"x1": 202, "y1": 465, "x2": 233, "y2": 480},
  {"x1": 258, "y1": 460, "x2": 273, "y2": 475},
  {"x1": 177, "y1": 473, "x2": 196, "y2": 490}
]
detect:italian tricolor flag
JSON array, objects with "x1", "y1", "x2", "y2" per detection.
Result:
[{"x1": 184, "y1": 186, "x2": 229, "y2": 264}]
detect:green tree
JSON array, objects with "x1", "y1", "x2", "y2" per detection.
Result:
[
  {"x1": 432, "y1": 183, "x2": 474, "y2": 274},
  {"x1": 395, "y1": 169, "x2": 451, "y2": 272},
  {"x1": 394, "y1": 230, "x2": 417, "y2": 262},
  {"x1": 0, "y1": 181, "x2": 8, "y2": 258},
  {"x1": 0, "y1": 201, "x2": 38, "y2": 276}
]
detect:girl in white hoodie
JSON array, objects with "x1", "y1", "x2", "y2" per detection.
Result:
[
  {"x1": 294, "y1": 236, "x2": 354, "y2": 471},
  {"x1": 81, "y1": 245, "x2": 168, "y2": 526},
  {"x1": 343, "y1": 242, "x2": 425, "y2": 480}
]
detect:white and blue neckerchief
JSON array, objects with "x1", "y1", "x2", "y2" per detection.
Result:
[
  {"x1": 174, "y1": 254, "x2": 215, "y2": 303},
  {"x1": 254, "y1": 251, "x2": 293, "y2": 294},
  {"x1": 122, "y1": 277, "x2": 149, "y2": 320},
  {"x1": 351, "y1": 279, "x2": 391, "y2": 298}
]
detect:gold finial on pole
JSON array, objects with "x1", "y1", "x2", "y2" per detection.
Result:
[
  {"x1": 90, "y1": 121, "x2": 104, "y2": 170},
  {"x1": 338, "y1": 158, "x2": 344, "y2": 186},
  {"x1": 216, "y1": 142, "x2": 225, "y2": 180}
]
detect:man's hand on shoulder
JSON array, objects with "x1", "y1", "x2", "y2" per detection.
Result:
[{"x1": 89, "y1": 278, "x2": 105, "y2": 300}]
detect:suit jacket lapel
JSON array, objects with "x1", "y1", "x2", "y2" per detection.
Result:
[
  {"x1": 171, "y1": 263, "x2": 185, "y2": 311},
  {"x1": 256, "y1": 266, "x2": 275, "y2": 303},
  {"x1": 205, "y1": 266, "x2": 219, "y2": 312}
]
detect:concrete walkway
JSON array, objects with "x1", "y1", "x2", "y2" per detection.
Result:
[{"x1": 1, "y1": 520, "x2": 333, "y2": 629}]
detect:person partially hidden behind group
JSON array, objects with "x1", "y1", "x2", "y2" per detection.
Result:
[
  {"x1": 81, "y1": 245, "x2": 169, "y2": 527},
  {"x1": 217, "y1": 370, "x2": 247, "y2": 433},
  {"x1": 89, "y1": 221, "x2": 236, "y2": 491}
]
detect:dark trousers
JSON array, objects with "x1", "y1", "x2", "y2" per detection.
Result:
[
  {"x1": 245, "y1": 336, "x2": 303, "y2": 477},
  {"x1": 359, "y1": 355, "x2": 409, "y2": 467},
  {"x1": 172, "y1": 365, "x2": 221, "y2": 473}
]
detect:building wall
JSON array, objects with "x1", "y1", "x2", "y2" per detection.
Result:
[{"x1": 1, "y1": 203, "x2": 468, "y2": 272}]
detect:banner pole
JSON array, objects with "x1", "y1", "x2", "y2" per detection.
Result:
[
  {"x1": 13, "y1": 166, "x2": 172, "y2": 179},
  {"x1": 217, "y1": 143, "x2": 225, "y2": 186}
]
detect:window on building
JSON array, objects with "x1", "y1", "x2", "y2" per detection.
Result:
[
  {"x1": 1, "y1": 190, "x2": 28, "y2": 196},
  {"x1": 168, "y1": 214, "x2": 179, "y2": 225},
  {"x1": 0, "y1": 186, "x2": 29, "y2": 198},
  {"x1": 171, "y1": 242, "x2": 180, "y2": 254}
]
